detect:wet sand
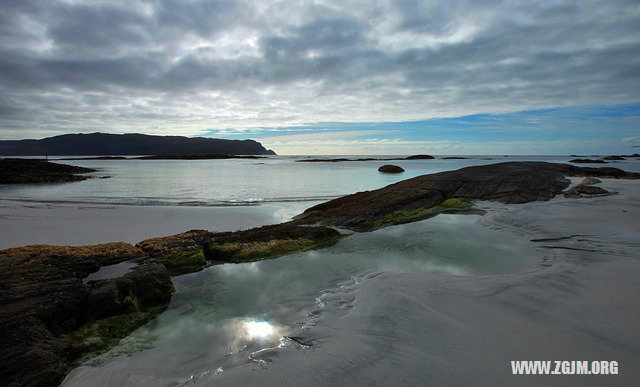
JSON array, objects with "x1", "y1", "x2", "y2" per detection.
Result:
[
  {"x1": 204, "y1": 179, "x2": 639, "y2": 385},
  {"x1": 0, "y1": 202, "x2": 316, "y2": 249}
]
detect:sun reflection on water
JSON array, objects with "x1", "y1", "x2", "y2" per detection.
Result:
[{"x1": 244, "y1": 320, "x2": 275, "y2": 341}]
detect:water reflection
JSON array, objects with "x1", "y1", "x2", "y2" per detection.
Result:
[{"x1": 245, "y1": 320, "x2": 276, "y2": 341}]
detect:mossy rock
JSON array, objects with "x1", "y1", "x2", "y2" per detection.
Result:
[
  {"x1": 371, "y1": 198, "x2": 477, "y2": 229},
  {"x1": 207, "y1": 235, "x2": 344, "y2": 263},
  {"x1": 207, "y1": 238, "x2": 316, "y2": 263},
  {"x1": 61, "y1": 305, "x2": 165, "y2": 370},
  {"x1": 155, "y1": 249, "x2": 208, "y2": 276}
]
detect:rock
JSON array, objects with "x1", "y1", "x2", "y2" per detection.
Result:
[
  {"x1": 136, "y1": 230, "x2": 215, "y2": 258},
  {"x1": 83, "y1": 260, "x2": 172, "y2": 321},
  {"x1": 0, "y1": 243, "x2": 172, "y2": 386},
  {"x1": 137, "y1": 224, "x2": 344, "y2": 273},
  {"x1": 378, "y1": 165, "x2": 405, "y2": 173},
  {"x1": 295, "y1": 161, "x2": 639, "y2": 231},
  {"x1": 442, "y1": 157, "x2": 468, "y2": 159},
  {"x1": 0, "y1": 159, "x2": 96, "y2": 184},
  {"x1": 580, "y1": 177, "x2": 602, "y2": 185},
  {"x1": 601, "y1": 155, "x2": 625, "y2": 160},
  {"x1": 564, "y1": 177, "x2": 614, "y2": 198},
  {"x1": 569, "y1": 158, "x2": 607, "y2": 164},
  {"x1": 404, "y1": 154, "x2": 435, "y2": 160},
  {"x1": 564, "y1": 184, "x2": 613, "y2": 198}
]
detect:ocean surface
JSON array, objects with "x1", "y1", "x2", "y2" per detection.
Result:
[
  {"x1": 4, "y1": 155, "x2": 638, "y2": 208},
  {"x1": 2, "y1": 155, "x2": 638, "y2": 385}
]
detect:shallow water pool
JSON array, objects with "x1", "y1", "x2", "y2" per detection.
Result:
[{"x1": 63, "y1": 214, "x2": 542, "y2": 386}]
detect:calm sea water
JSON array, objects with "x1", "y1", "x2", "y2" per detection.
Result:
[{"x1": 2, "y1": 155, "x2": 638, "y2": 207}]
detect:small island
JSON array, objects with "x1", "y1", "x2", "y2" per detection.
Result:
[{"x1": 0, "y1": 159, "x2": 97, "y2": 184}]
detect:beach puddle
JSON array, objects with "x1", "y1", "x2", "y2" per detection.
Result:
[
  {"x1": 64, "y1": 214, "x2": 542, "y2": 386},
  {"x1": 82, "y1": 261, "x2": 138, "y2": 284}
]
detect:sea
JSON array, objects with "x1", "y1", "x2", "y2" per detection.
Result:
[{"x1": 1, "y1": 155, "x2": 638, "y2": 385}]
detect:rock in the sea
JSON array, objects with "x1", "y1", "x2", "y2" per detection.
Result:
[
  {"x1": 0, "y1": 243, "x2": 172, "y2": 386},
  {"x1": 378, "y1": 165, "x2": 405, "y2": 173},
  {"x1": 601, "y1": 155, "x2": 625, "y2": 161},
  {"x1": 404, "y1": 154, "x2": 435, "y2": 160},
  {"x1": 569, "y1": 158, "x2": 607, "y2": 164},
  {"x1": 0, "y1": 158, "x2": 96, "y2": 184},
  {"x1": 295, "y1": 161, "x2": 639, "y2": 231}
]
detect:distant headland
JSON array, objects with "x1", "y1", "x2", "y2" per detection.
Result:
[{"x1": 0, "y1": 132, "x2": 277, "y2": 156}]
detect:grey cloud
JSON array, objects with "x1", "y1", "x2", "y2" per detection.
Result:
[{"x1": 0, "y1": 0, "x2": 639, "y2": 138}]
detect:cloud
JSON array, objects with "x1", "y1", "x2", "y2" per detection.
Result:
[
  {"x1": 0, "y1": 0, "x2": 639, "y2": 148},
  {"x1": 260, "y1": 129, "x2": 395, "y2": 143}
]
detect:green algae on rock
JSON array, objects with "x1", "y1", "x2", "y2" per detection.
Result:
[
  {"x1": 156, "y1": 249, "x2": 208, "y2": 276},
  {"x1": 205, "y1": 235, "x2": 346, "y2": 263},
  {"x1": 137, "y1": 224, "x2": 345, "y2": 274},
  {"x1": 61, "y1": 306, "x2": 166, "y2": 369},
  {"x1": 371, "y1": 198, "x2": 483, "y2": 230}
]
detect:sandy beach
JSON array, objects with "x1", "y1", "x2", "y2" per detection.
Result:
[
  {"x1": 0, "y1": 201, "x2": 315, "y2": 249},
  {"x1": 60, "y1": 178, "x2": 640, "y2": 385}
]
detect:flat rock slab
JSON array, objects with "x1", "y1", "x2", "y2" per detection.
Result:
[{"x1": 295, "y1": 162, "x2": 639, "y2": 230}]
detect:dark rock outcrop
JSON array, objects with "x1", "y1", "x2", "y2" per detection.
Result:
[
  {"x1": 295, "y1": 162, "x2": 639, "y2": 231},
  {"x1": 601, "y1": 155, "x2": 625, "y2": 161},
  {"x1": 0, "y1": 158, "x2": 96, "y2": 184},
  {"x1": 569, "y1": 158, "x2": 607, "y2": 164},
  {"x1": 378, "y1": 165, "x2": 405, "y2": 173},
  {"x1": 137, "y1": 224, "x2": 343, "y2": 273},
  {"x1": 0, "y1": 243, "x2": 172, "y2": 386},
  {"x1": 442, "y1": 156, "x2": 468, "y2": 159},
  {"x1": 404, "y1": 154, "x2": 434, "y2": 160}
]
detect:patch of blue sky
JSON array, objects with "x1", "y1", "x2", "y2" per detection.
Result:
[{"x1": 203, "y1": 103, "x2": 639, "y2": 145}]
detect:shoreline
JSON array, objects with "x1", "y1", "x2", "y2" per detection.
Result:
[{"x1": 0, "y1": 201, "x2": 320, "y2": 249}]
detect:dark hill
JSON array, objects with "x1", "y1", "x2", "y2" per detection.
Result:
[{"x1": 0, "y1": 133, "x2": 277, "y2": 156}]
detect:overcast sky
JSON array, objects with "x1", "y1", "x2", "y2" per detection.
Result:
[{"x1": 1, "y1": 0, "x2": 639, "y2": 154}]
